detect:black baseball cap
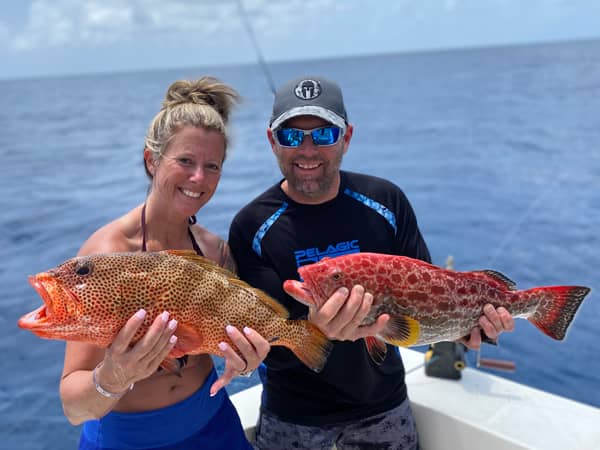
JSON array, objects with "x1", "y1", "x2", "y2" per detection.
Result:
[{"x1": 269, "y1": 76, "x2": 348, "y2": 131}]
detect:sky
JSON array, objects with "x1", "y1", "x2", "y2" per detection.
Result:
[{"x1": 0, "y1": 0, "x2": 599, "y2": 80}]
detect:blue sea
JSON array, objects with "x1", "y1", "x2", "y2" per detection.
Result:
[{"x1": 1, "y1": 39, "x2": 599, "y2": 449}]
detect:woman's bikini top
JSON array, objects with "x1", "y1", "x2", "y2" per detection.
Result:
[{"x1": 141, "y1": 203, "x2": 203, "y2": 256}]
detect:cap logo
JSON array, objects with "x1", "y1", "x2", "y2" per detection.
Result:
[{"x1": 294, "y1": 79, "x2": 321, "y2": 100}]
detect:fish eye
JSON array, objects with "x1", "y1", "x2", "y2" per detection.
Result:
[
  {"x1": 332, "y1": 272, "x2": 343, "y2": 281},
  {"x1": 74, "y1": 261, "x2": 93, "y2": 276}
]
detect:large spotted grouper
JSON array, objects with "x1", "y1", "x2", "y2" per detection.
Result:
[
  {"x1": 283, "y1": 252, "x2": 590, "y2": 364},
  {"x1": 18, "y1": 250, "x2": 332, "y2": 372}
]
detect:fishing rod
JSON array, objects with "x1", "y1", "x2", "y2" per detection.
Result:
[{"x1": 235, "y1": 0, "x2": 277, "y2": 95}]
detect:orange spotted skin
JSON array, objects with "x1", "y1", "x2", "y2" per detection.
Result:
[
  {"x1": 18, "y1": 250, "x2": 332, "y2": 372},
  {"x1": 283, "y1": 252, "x2": 590, "y2": 346}
]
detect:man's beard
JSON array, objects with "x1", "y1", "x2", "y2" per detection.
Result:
[{"x1": 277, "y1": 151, "x2": 344, "y2": 200}]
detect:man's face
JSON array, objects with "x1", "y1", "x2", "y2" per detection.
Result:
[{"x1": 268, "y1": 115, "x2": 352, "y2": 204}]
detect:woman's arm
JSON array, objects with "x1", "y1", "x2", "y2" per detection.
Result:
[{"x1": 60, "y1": 309, "x2": 178, "y2": 424}]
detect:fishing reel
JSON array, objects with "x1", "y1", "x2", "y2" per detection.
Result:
[
  {"x1": 424, "y1": 340, "x2": 516, "y2": 380},
  {"x1": 424, "y1": 342, "x2": 466, "y2": 380}
]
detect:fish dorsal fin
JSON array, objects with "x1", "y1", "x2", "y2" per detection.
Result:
[
  {"x1": 163, "y1": 250, "x2": 240, "y2": 279},
  {"x1": 475, "y1": 270, "x2": 517, "y2": 291},
  {"x1": 226, "y1": 277, "x2": 290, "y2": 319},
  {"x1": 163, "y1": 250, "x2": 290, "y2": 318}
]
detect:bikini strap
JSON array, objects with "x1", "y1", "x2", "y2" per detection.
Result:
[
  {"x1": 141, "y1": 203, "x2": 148, "y2": 252},
  {"x1": 141, "y1": 203, "x2": 203, "y2": 256},
  {"x1": 187, "y1": 227, "x2": 204, "y2": 256}
]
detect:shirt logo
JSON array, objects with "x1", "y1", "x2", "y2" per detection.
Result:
[
  {"x1": 294, "y1": 79, "x2": 321, "y2": 100},
  {"x1": 294, "y1": 240, "x2": 360, "y2": 267}
]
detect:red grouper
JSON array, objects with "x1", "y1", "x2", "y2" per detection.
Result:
[
  {"x1": 18, "y1": 250, "x2": 332, "y2": 373},
  {"x1": 283, "y1": 252, "x2": 590, "y2": 364}
]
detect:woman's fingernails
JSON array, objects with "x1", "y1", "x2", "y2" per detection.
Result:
[
  {"x1": 168, "y1": 319, "x2": 178, "y2": 330},
  {"x1": 218, "y1": 342, "x2": 228, "y2": 351},
  {"x1": 243, "y1": 327, "x2": 252, "y2": 335},
  {"x1": 135, "y1": 309, "x2": 147, "y2": 319},
  {"x1": 161, "y1": 311, "x2": 169, "y2": 322},
  {"x1": 170, "y1": 335, "x2": 178, "y2": 344},
  {"x1": 225, "y1": 325, "x2": 235, "y2": 334}
]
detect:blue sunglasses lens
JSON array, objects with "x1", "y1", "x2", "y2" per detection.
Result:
[{"x1": 276, "y1": 126, "x2": 341, "y2": 147}]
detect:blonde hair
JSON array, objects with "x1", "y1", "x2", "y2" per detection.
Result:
[{"x1": 144, "y1": 76, "x2": 240, "y2": 179}]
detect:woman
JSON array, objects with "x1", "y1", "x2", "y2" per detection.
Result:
[{"x1": 60, "y1": 77, "x2": 268, "y2": 449}]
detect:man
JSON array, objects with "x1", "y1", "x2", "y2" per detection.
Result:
[{"x1": 228, "y1": 76, "x2": 514, "y2": 449}]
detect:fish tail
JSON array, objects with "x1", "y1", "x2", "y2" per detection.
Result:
[
  {"x1": 526, "y1": 286, "x2": 590, "y2": 340},
  {"x1": 282, "y1": 320, "x2": 333, "y2": 372}
]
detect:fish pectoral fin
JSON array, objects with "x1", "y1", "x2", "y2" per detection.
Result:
[
  {"x1": 364, "y1": 336, "x2": 387, "y2": 365},
  {"x1": 169, "y1": 323, "x2": 202, "y2": 356},
  {"x1": 381, "y1": 315, "x2": 420, "y2": 347}
]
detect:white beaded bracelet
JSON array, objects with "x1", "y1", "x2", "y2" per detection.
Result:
[{"x1": 92, "y1": 363, "x2": 134, "y2": 399}]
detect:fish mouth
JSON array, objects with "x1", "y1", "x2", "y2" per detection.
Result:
[
  {"x1": 283, "y1": 279, "x2": 316, "y2": 307},
  {"x1": 18, "y1": 275, "x2": 55, "y2": 330}
]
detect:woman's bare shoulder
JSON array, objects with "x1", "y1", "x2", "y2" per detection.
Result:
[{"x1": 78, "y1": 206, "x2": 143, "y2": 256}]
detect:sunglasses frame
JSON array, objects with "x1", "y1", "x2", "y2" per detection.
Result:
[{"x1": 274, "y1": 125, "x2": 343, "y2": 148}]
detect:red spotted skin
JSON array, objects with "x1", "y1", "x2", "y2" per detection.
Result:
[{"x1": 288, "y1": 252, "x2": 589, "y2": 345}]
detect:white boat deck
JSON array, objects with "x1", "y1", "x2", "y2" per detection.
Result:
[{"x1": 231, "y1": 348, "x2": 600, "y2": 450}]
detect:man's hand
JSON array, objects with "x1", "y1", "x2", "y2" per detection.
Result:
[
  {"x1": 462, "y1": 304, "x2": 515, "y2": 350},
  {"x1": 308, "y1": 285, "x2": 389, "y2": 341}
]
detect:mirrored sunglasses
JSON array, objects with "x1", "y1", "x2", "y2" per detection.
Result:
[{"x1": 275, "y1": 126, "x2": 342, "y2": 148}]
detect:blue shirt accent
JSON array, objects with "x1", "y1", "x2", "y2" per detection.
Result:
[
  {"x1": 252, "y1": 202, "x2": 288, "y2": 257},
  {"x1": 343, "y1": 188, "x2": 397, "y2": 235}
]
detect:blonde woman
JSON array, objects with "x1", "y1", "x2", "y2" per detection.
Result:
[{"x1": 61, "y1": 77, "x2": 268, "y2": 450}]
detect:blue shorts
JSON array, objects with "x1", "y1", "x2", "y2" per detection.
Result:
[{"x1": 79, "y1": 368, "x2": 252, "y2": 450}]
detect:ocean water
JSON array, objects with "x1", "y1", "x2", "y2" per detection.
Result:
[{"x1": 1, "y1": 39, "x2": 599, "y2": 449}]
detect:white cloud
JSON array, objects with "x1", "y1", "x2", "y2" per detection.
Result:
[
  {"x1": 4, "y1": 0, "x2": 599, "y2": 60},
  {"x1": 9, "y1": 0, "x2": 242, "y2": 51},
  {"x1": 6, "y1": 0, "x2": 369, "y2": 52}
]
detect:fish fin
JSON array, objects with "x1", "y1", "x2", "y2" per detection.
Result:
[
  {"x1": 165, "y1": 249, "x2": 291, "y2": 319},
  {"x1": 380, "y1": 315, "x2": 420, "y2": 347},
  {"x1": 472, "y1": 270, "x2": 517, "y2": 291},
  {"x1": 167, "y1": 323, "x2": 202, "y2": 357},
  {"x1": 526, "y1": 286, "x2": 590, "y2": 340},
  {"x1": 228, "y1": 279, "x2": 291, "y2": 319},
  {"x1": 364, "y1": 336, "x2": 387, "y2": 365},
  {"x1": 163, "y1": 250, "x2": 240, "y2": 278},
  {"x1": 159, "y1": 358, "x2": 183, "y2": 377},
  {"x1": 279, "y1": 320, "x2": 333, "y2": 372}
]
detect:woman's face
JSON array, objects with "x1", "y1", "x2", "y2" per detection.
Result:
[{"x1": 148, "y1": 126, "x2": 226, "y2": 218}]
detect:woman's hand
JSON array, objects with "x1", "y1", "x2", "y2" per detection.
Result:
[
  {"x1": 210, "y1": 325, "x2": 271, "y2": 397},
  {"x1": 95, "y1": 309, "x2": 179, "y2": 395}
]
